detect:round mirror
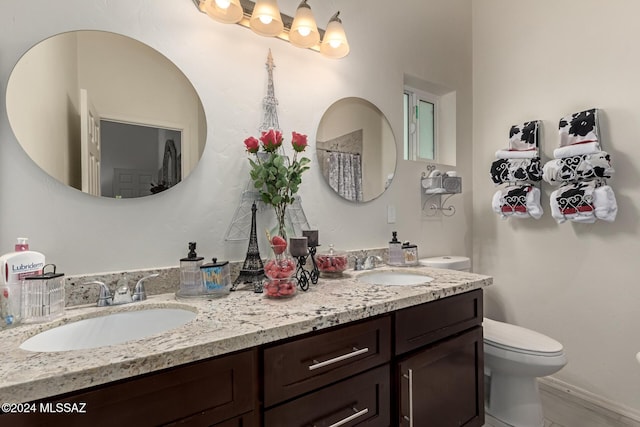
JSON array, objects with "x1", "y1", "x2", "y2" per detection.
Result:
[
  {"x1": 6, "y1": 31, "x2": 206, "y2": 198},
  {"x1": 316, "y1": 97, "x2": 397, "y2": 202}
]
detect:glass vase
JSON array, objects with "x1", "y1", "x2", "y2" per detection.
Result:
[{"x1": 263, "y1": 243, "x2": 296, "y2": 298}]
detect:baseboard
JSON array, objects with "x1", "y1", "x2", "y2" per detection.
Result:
[{"x1": 538, "y1": 376, "x2": 640, "y2": 427}]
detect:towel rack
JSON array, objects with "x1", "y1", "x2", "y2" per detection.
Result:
[{"x1": 421, "y1": 167, "x2": 462, "y2": 217}]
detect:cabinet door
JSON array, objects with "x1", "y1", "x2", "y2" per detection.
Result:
[
  {"x1": 264, "y1": 365, "x2": 390, "y2": 427},
  {"x1": 397, "y1": 327, "x2": 484, "y2": 427},
  {"x1": 3, "y1": 349, "x2": 258, "y2": 427}
]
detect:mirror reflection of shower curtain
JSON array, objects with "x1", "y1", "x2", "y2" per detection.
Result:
[
  {"x1": 162, "y1": 139, "x2": 178, "y2": 187},
  {"x1": 327, "y1": 151, "x2": 363, "y2": 202}
]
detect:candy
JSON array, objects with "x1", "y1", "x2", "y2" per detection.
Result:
[{"x1": 271, "y1": 236, "x2": 287, "y2": 255}]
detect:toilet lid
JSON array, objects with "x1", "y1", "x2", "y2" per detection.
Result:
[
  {"x1": 419, "y1": 256, "x2": 470, "y2": 271},
  {"x1": 483, "y1": 318, "x2": 564, "y2": 355}
]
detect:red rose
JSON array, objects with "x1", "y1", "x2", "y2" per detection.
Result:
[
  {"x1": 260, "y1": 129, "x2": 283, "y2": 152},
  {"x1": 291, "y1": 131, "x2": 308, "y2": 152},
  {"x1": 244, "y1": 136, "x2": 260, "y2": 153}
]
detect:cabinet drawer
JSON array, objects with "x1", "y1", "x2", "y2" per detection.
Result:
[
  {"x1": 264, "y1": 365, "x2": 390, "y2": 427},
  {"x1": 4, "y1": 349, "x2": 258, "y2": 427},
  {"x1": 168, "y1": 410, "x2": 258, "y2": 427},
  {"x1": 263, "y1": 315, "x2": 391, "y2": 407},
  {"x1": 395, "y1": 289, "x2": 482, "y2": 355}
]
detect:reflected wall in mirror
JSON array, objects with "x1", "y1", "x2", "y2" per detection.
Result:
[
  {"x1": 316, "y1": 97, "x2": 397, "y2": 202},
  {"x1": 6, "y1": 30, "x2": 207, "y2": 198}
]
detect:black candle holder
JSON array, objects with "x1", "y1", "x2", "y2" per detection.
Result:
[
  {"x1": 294, "y1": 255, "x2": 311, "y2": 291},
  {"x1": 308, "y1": 245, "x2": 319, "y2": 284}
]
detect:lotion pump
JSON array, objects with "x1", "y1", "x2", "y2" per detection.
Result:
[{"x1": 388, "y1": 231, "x2": 404, "y2": 266}]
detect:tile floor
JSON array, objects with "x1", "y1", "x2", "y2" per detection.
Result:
[{"x1": 483, "y1": 418, "x2": 565, "y2": 427}]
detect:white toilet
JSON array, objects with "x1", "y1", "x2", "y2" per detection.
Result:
[{"x1": 420, "y1": 256, "x2": 568, "y2": 427}]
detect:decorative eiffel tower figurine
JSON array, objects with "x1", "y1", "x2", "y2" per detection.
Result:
[
  {"x1": 232, "y1": 202, "x2": 266, "y2": 291},
  {"x1": 260, "y1": 50, "x2": 281, "y2": 134}
]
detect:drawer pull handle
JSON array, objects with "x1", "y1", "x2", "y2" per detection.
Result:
[
  {"x1": 402, "y1": 369, "x2": 414, "y2": 427},
  {"x1": 308, "y1": 347, "x2": 369, "y2": 371},
  {"x1": 315, "y1": 407, "x2": 369, "y2": 427}
]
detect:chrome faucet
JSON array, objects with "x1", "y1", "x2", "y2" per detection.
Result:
[
  {"x1": 353, "y1": 252, "x2": 384, "y2": 270},
  {"x1": 85, "y1": 273, "x2": 159, "y2": 306},
  {"x1": 84, "y1": 281, "x2": 114, "y2": 307},
  {"x1": 132, "y1": 273, "x2": 159, "y2": 302},
  {"x1": 363, "y1": 255, "x2": 383, "y2": 270}
]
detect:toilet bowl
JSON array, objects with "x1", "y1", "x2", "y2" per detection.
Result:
[{"x1": 420, "y1": 256, "x2": 568, "y2": 427}]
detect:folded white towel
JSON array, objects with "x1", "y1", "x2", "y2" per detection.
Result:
[
  {"x1": 553, "y1": 141, "x2": 601, "y2": 159},
  {"x1": 425, "y1": 187, "x2": 446, "y2": 194},
  {"x1": 559, "y1": 108, "x2": 599, "y2": 147},
  {"x1": 492, "y1": 185, "x2": 543, "y2": 219},
  {"x1": 550, "y1": 181, "x2": 617, "y2": 224},
  {"x1": 593, "y1": 185, "x2": 617, "y2": 222},
  {"x1": 542, "y1": 151, "x2": 614, "y2": 185},
  {"x1": 495, "y1": 149, "x2": 538, "y2": 159}
]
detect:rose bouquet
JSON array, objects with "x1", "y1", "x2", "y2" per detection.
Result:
[{"x1": 244, "y1": 129, "x2": 310, "y2": 240}]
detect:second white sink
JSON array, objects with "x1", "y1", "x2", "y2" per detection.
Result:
[
  {"x1": 20, "y1": 307, "x2": 197, "y2": 352},
  {"x1": 357, "y1": 271, "x2": 434, "y2": 286}
]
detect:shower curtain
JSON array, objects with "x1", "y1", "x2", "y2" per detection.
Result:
[{"x1": 327, "y1": 151, "x2": 363, "y2": 202}]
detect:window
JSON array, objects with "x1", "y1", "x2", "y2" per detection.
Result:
[{"x1": 404, "y1": 86, "x2": 438, "y2": 162}]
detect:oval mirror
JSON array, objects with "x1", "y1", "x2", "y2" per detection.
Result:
[
  {"x1": 6, "y1": 31, "x2": 206, "y2": 198},
  {"x1": 316, "y1": 97, "x2": 397, "y2": 202}
]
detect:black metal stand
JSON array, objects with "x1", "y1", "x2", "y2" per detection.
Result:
[
  {"x1": 308, "y1": 245, "x2": 319, "y2": 284},
  {"x1": 232, "y1": 202, "x2": 266, "y2": 291},
  {"x1": 294, "y1": 255, "x2": 311, "y2": 291}
]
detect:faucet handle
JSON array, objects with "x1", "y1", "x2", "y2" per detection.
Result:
[
  {"x1": 352, "y1": 251, "x2": 367, "y2": 270},
  {"x1": 132, "y1": 273, "x2": 159, "y2": 302},
  {"x1": 84, "y1": 281, "x2": 112, "y2": 307}
]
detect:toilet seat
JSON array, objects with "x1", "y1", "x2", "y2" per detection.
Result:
[{"x1": 483, "y1": 318, "x2": 564, "y2": 357}]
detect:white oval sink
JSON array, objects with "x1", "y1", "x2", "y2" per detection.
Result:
[
  {"x1": 20, "y1": 307, "x2": 197, "y2": 352},
  {"x1": 357, "y1": 271, "x2": 434, "y2": 286}
]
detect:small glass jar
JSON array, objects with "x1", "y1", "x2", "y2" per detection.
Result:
[
  {"x1": 177, "y1": 242, "x2": 205, "y2": 299},
  {"x1": 263, "y1": 244, "x2": 297, "y2": 298},
  {"x1": 315, "y1": 244, "x2": 348, "y2": 278},
  {"x1": 21, "y1": 264, "x2": 65, "y2": 323},
  {"x1": 200, "y1": 258, "x2": 232, "y2": 297}
]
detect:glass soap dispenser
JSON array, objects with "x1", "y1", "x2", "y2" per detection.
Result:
[{"x1": 176, "y1": 242, "x2": 205, "y2": 299}]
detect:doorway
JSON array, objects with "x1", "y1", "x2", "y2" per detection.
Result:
[{"x1": 100, "y1": 120, "x2": 182, "y2": 198}]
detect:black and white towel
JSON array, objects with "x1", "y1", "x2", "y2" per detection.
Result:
[
  {"x1": 495, "y1": 120, "x2": 540, "y2": 159},
  {"x1": 492, "y1": 185, "x2": 543, "y2": 219},
  {"x1": 491, "y1": 158, "x2": 543, "y2": 185},
  {"x1": 550, "y1": 180, "x2": 617, "y2": 224},
  {"x1": 543, "y1": 152, "x2": 614, "y2": 185},
  {"x1": 555, "y1": 108, "x2": 600, "y2": 158}
]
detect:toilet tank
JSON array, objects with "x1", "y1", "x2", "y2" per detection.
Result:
[{"x1": 419, "y1": 256, "x2": 470, "y2": 272}]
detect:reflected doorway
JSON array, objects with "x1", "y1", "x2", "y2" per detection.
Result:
[{"x1": 100, "y1": 120, "x2": 182, "y2": 198}]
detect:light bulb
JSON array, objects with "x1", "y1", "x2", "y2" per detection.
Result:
[
  {"x1": 297, "y1": 26, "x2": 311, "y2": 37},
  {"x1": 215, "y1": 0, "x2": 231, "y2": 8},
  {"x1": 259, "y1": 15, "x2": 273, "y2": 24},
  {"x1": 329, "y1": 39, "x2": 342, "y2": 48}
]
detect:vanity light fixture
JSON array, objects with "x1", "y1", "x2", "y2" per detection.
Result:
[
  {"x1": 319, "y1": 11, "x2": 349, "y2": 59},
  {"x1": 249, "y1": 0, "x2": 284, "y2": 37},
  {"x1": 193, "y1": 0, "x2": 349, "y2": 58},
  {"x1": 202, "y1": 0, "x2": 244, "y2": 24},
  {"x1": 289, "y1": 0, "x2": 320, "y2": 49}
]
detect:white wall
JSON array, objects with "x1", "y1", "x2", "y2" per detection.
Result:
[
  {"x1": 0, "y1": 0, "x2": 473, "y2": 277},
  {"x1": 473, "y1": 0, "x2": 640, "y2": 414},
  {"x1": 6, "y1": 31, "x2": 79, "y2": 187}
]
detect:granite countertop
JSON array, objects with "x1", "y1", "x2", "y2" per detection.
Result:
[{"x1": 0, "y1": 265, "x2": 492, "y2": 403}]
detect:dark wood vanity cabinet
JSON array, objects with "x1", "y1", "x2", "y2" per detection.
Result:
[{"x1": 6, "y1": 289, "x2": 484, "y2": 427}]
